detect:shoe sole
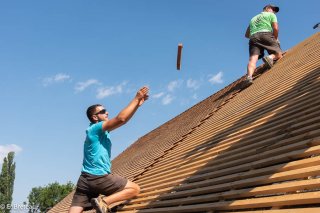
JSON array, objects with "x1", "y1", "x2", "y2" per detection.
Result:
[
  {"x1": 242, "y1": 79, "x2": 253, "y2": 88},
  {"x1": 262, "y1": 57, "x2": 273, "y2": 69},
  {"x1": 91, "y1": 198, "x2": 107, "y2": 213}
]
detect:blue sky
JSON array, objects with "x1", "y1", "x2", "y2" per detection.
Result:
[{"x1": 0, "y1": 0, "x2": 318, "y2": 208}]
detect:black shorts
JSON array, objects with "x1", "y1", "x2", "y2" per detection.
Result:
[
  {"x1": 249, "y1": 32, "x2": 282, "y2": 59},
  {"x1": 71, "y1": 172, "x2": 128, "y2": 209}
]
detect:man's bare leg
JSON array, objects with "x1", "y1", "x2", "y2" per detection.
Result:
[
  {"x1": 247, "y1": 54, "x2": 259, "y2": 78},
  {"x1": 103, "y1": 180, "x2": 140, "y2": 206},
  {"x1": 68, "y1": 206, "x2": 83, "y2": 213}
]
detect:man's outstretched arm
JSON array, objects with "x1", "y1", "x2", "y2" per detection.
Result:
[{"x1": 103, "y1": 86, "x2": 149, "y2": 132}]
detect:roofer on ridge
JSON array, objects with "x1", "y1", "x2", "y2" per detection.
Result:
[{"x1": 245, "y1": 4, "x2": 283, "y2": 85}]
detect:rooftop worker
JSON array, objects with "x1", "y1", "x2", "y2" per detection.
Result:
[
  {"x1": 69, "y1": 86, "x2": 149, "y2": 213},
  {"x1": 245, "y1": 4, "x2": 283, "y2": 84}
]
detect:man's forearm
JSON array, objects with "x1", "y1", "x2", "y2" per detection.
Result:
[
  {"x1": 104, "y1": 86, "x2": 148, "y2": 131},
  {"x1": 272, "y1": 22, "x2": 279, "y2": 40},
  {"x1": 273, "y1": 29, "x2": 279, "y2": 40},
  {"x1": 116, "y1": 98, "x2": 140, "y2": 123}
]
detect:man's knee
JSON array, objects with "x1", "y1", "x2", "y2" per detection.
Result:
[
  {"x1": 125, "y1": 181, "x2": 140, "y2": 196},
  {"x1": 134, "y1": 182, "x2": 140, "y2": 195},
  {"x1": 68, "y1": 206, "x2": 83, "y2": 213},
  {"x1": 275, "y1": 52, "x2": 283, "y2": 59},
  {"x1": 131, "y1": 182, "x2": 140, "y2": 196}
]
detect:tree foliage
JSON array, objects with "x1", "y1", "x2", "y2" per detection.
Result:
[
  {"x1": 0, "y1": 152, "x2": 16, "y2": 213},
  {"x1": 27, "y1": 181, "x2": 74, "y2": 212}
]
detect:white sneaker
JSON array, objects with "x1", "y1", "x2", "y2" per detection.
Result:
[{"x1": 262, "y1": 56, "x2": 274, "y2": 69}]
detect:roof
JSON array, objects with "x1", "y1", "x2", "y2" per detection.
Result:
[{"x1": 49, "y1": 32, "x2": 320, "y2": 213}]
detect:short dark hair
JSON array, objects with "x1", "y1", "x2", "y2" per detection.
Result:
[
  {"x1": 263, "y1": 4, "x2": 279, "y2": 13},
  {"x1": 86, "y1": 104, "x2": 102, "y2": 123}
]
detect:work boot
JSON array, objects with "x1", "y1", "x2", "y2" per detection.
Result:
[
  {"x1": 244, "y1": 75, "x2": 253, "y2": 86},
  {"x1": 262, "y1": 56, "x2": 274, "y2": 69},
  {"x1": 91, "y1": 196, "x2": 110, "y2": 213}
]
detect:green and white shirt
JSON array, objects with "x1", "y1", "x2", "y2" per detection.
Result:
[{"x1": 249, "y1": 12, "x2": 277, "y2": 36}]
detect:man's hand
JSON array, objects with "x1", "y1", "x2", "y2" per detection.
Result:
[
  {"x1": 136, "y1": 86, "x2": 149, "y2": 106},
  {"x1": 103, "y1": 86, "x2": 150, "y2": 132}
]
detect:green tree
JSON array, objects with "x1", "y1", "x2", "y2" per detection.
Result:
[
  {"x1": 27, "y1": 182, "x2": 74, "y2": 213},
  {"x1": 0, "y1": 152, "x2": 16, "y2": 213}
]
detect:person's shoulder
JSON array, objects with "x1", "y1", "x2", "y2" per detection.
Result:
[
  {"x1": 87, "y1": 122, "x2": 104, "y2": 134},
  {"x1": 262, "y1": 12, "x2": 277, "y2": 21},
  {"x1": 269, "y1": 13, "x2": 277, "y2": 21},
  {"x1": 265, "y1": 12, "x2": 277, "y2": 18}
]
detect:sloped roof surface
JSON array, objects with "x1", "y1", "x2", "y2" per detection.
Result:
[{"x1": 49, "y1": 32, "x2": 320, "y2": 213}]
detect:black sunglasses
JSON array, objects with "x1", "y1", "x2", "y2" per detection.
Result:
[{"x1": 94, "y1": 109, "x2": 107, "y2": 115}]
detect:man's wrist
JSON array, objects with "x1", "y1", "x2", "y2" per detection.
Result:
[{"x1": 133, "y1": 97, "x2": 141, "y2": 104}]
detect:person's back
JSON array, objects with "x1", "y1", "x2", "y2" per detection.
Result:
[
  {"x1": 244, "y1": 4, "x2": 282, "y2": 86},
  {"x1": 249, "y1": 12, "x2": 277, "y2": 36}
]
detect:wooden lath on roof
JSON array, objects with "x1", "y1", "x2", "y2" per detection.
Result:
[
  {"x1": 111, "y1": 72, "x2": 250, "y2": 181},
  {"x1": 49, "y1": 32, "x2": 320, "y2": 213},
  {"x1": 117, "y1": 33, "x2": 320, "y2": 212}
]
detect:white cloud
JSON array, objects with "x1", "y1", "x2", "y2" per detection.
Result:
[
  {"x1": 75, "y1": 79, "x2": 100, "y2": 92},
  {"x1": 187, "y1": 79, "x2": 201, "y2": 90},
  {"x1": 167, "y1": 80, "x2": 183, "y2": 92},
  {"x1": 192, "y1": 94, "x2": 198, "y2": 100},
  {"x1": 152, "y1": 92, "x2": 165, "y2": 99},
  {"x1": 0, "y1": 144, "x2": 22, "y2": 164},
  {"x1": 42, "y1": 73, "x2": 71, "y2": 86},
  {"x1": 96, "y1": 82, "x2": 127, "y2": 99},
  {"x1": 162, "y1": 94, "x2": 174, "y2": 105},
  {"x1": 55, "y1": 73, "x2": 70, "y2": 81},
  {"x1": 208, "y1": 71, "x2": 224, "y2": 84}
]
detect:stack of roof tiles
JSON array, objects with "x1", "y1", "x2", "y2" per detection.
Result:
[{"x1": 49, "y1": 32, "x2": 320, "y2": 213}]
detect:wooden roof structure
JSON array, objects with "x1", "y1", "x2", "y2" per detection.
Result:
[{"x1": 49, "y1": 32, "x2": 320, "y2": 213}]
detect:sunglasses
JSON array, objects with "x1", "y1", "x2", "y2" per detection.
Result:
[{"x1": 94, "y1": 109, "x2": 107, "y2": 115}]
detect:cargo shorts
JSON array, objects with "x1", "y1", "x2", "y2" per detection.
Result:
[
  {"x1": 71, "y1": 172, "x2": 128, "y2": 209},
  {"x1": 249, "y1": 32, "x2": 282, "y2": 59}
]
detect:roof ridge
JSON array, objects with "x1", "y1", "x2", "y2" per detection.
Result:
[
  {"x1": 111, "y1": 54, "x2": 279, "y2": 178},
  {"x1": 112, "y1": 63, "x2": 267, "y2": 162},
  {"x1": 131, "y1": 60, "x2": 274, "y2": 181}
]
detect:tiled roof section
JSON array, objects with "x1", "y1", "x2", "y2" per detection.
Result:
[
  {"x1": 111, "y1": 69, "x2": 254, "y2": 180},
  {"x1": 117, "y1": 33, "x2": 320, "y2": 212},
  {"x1": 49, "y1": 32, "x2": 320, "y2": 212}
]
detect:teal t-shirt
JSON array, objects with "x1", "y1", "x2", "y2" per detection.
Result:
[
  {"x1": 250, "y1": 12, "x2": 277, "y2": 36},
  {"x1": 82, "y1": 122, "x2": 112, "y2": 175}
]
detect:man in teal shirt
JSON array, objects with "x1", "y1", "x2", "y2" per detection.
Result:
[
  {"x1": 69, "y1": 86, "x2": 149, "y2": 213},
  {"x1": 82, "y1": 121, "x2": 112, "y2": 176},
  {"x1": 245, "y1": 4, "x2": 283, "y2": 85}
]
